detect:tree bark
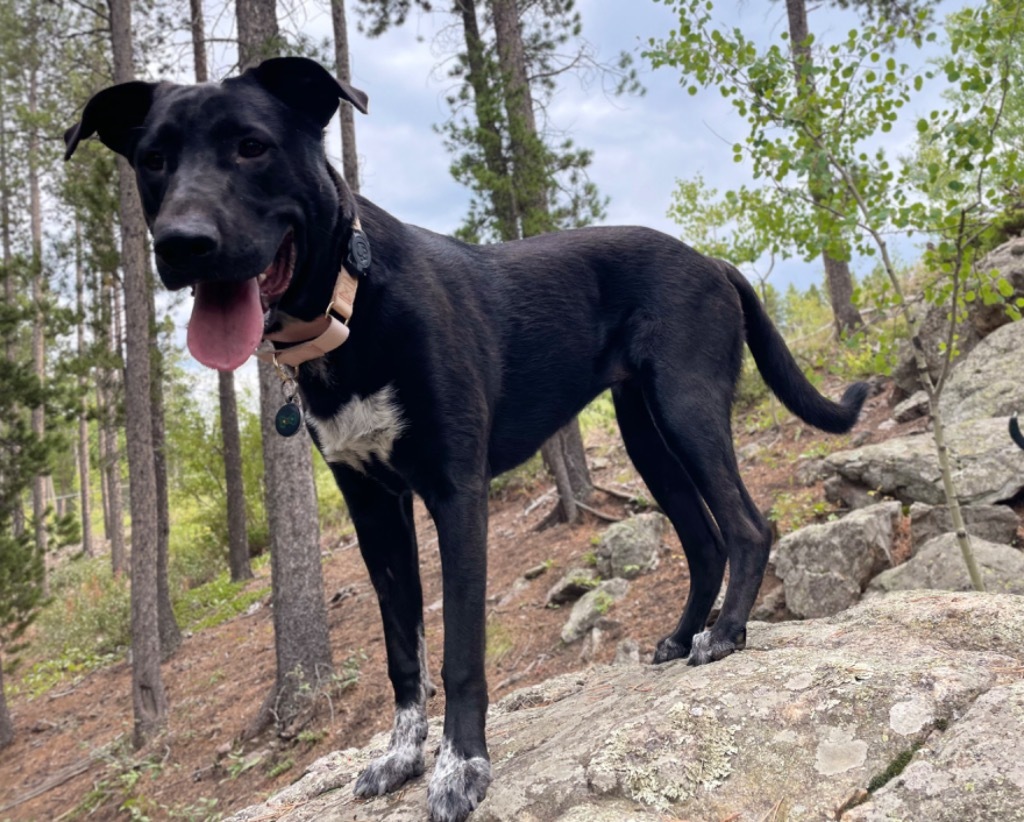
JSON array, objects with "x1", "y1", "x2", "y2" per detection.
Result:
[
  {"x1": 75, "y1": 222, "x2": 93, "y2": 557},
  {"x1": 108, "y1": 0, "x2": 168, "y2": 748},
  {"x1": 490, "y1": 0, "x2": 592, "y2": 520},
  {"x1": 143, "y1": 255, "x2": 181, "y2": 658},
  {"x1": 237, "y1": 0, "x2": 333, "y2": 733},
  {"x1": 0, "y1": 81, "x2": 24, "y2": 543},
  {"x1": 219, "y1": 371, "x2": 252, "y2": 581},
  {"x1": 249, "y1": 360, "x2": 333, "y2": 733},
  {"x1": 456, "y1": 0, "x2": 517, "y2": 240},
  {"x1": 99, "y1": 275, "x2": 126, "y2": 574},
  {"x1": 784, "y1": 0, "x2": 864, "y2": 338},
  {"x1": 0, "y1": 658, "x2": 12, "y2": 749},
  {"x1": 28, "y1": 61, "x2": 48, "y2": 585},
  {"x1": 331, "y1": 0, "x2": 360, "y2": 193}
]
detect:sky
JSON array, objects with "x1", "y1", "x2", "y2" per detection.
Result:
[{"x1": 182, "y1": 0, "x2": 964, "y2": 400}]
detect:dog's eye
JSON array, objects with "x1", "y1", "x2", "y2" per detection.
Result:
[
  {"x1": 239, "y1": 138, "x2": 267, "y2": 159},
  {"x1": 141, "y1": 151, "x2": 165, "y2": 172}
]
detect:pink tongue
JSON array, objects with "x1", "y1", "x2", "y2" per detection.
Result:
[{"x1": 187, "y1": 279, "x2": 264, "y2": 371}]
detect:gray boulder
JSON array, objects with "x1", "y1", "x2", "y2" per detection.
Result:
[
  {"x1": 774, "y1": 503, "x2": 900, "y2": 618},
  {"x1": 909, "y1": 501, "x2": 1019, "y2": 551},
  {"x1": 825, "y1": 417, "x2": 1024, "y2": 505},
  {"x1": 939, "y1": 318, "x2": 1024, "y2": 424},
  {"x1": 845, "y1": 682, "x2": 1024, "y2": 822},
  {"x1": 892, "y1": 390, "x2": 929, "y2": 423},
  {"x1": 892, "y1": 236, "x2": 1024, "y2": 400},
  {"x1": 560, "y1": 578, "x2": 629, "y2": 643},
  {"x1": 545, "y1": 567, "x2": 600, "y2": 606},
  {"x1": 228, "y1": 591, "x2": 1024, "y2": 822},
  {"x1": 593, "y1": 512, "x2": 665, "y2": 580},
  {"x1": 868, "y1": 533, "x2": 1024, "y2": 596}
]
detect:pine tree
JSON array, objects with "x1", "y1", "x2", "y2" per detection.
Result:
[{"x1": 235, "y1": 0, "x2": 334, "y2": 736}]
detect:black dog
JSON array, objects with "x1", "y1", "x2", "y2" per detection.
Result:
[{"x1": 65, "y1": 58, "x2": 867, "y2": 821}]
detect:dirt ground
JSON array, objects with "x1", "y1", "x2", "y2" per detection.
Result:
[{"x1": 0, "y1": 380, "x2": 965, "y2": 821}]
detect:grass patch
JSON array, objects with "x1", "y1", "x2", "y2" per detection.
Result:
[
  {"x1": 866, "y1": 743, "x2": 922, "y2": 793},
  {"x1": 173, "y1": 567, "x2": 269, "y2": 633}
]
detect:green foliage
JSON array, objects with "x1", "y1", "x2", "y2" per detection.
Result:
[
  {"x1": 485, "y1": 619, "x2": 514, "y2": 665},
  {"x1": 768, "y1": 489, "x2": 837, "y2": 533},
  {"x1": 163, "y1": 368, "x2": 268, "y2": 587},
  {"x1": 649, "y1": 0, "x2": 1024, "y2": 340},
  {"x1": 489, "y1": 452, "x2": 545, "y2": 498},
  {"x1": 172, "y1": 567, "x2": 269, "y2": 633},
  {"x1": 33, "y1": 556, "x2": 131, "y2": 663},
  {"x1": 579, "y1": 390, "x2": 617, "y2": 437}
]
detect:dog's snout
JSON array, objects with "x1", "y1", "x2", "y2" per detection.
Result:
[{"x1": 153, "y1": 219, "x2": 221, "y2": 268}]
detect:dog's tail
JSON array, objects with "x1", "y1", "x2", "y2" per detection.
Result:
[{"x1": 723, "y1": 261, "x2": 868, "y2": 434}]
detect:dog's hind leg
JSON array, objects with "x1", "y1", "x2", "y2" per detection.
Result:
[
  {"x1": 422, "y1": 483, "x2": 492, "y2": 822},
  {"x1": 640, "y1": 365, "x2": 773, "y2": 666},
  {"x1": 612, "y1": 383, "x2": 726, "y2": 663},
  {"x1": 333, "y1": 468, "x2": 433, "y2": 797}
]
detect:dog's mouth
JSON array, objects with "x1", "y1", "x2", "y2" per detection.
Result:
[{"x1": 186, "y1": 231, "x2": 295, "y2": 372}]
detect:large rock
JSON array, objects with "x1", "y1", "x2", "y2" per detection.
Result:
[
  {"x1": 825, "y1": 418, "x2": 1024, "y2": 505},
  {"x1": 228, "y1": 592, "x2": 1024, "y2": 822},
  {"x1": 938, "y1": 318, "x2": 1024, "y2": 424},
  {"x1": 892, "y1": 236, "x2": 1024, "y2": 400},
  {"x1": 909, "y1": 502, "x2": 1020, "y2": 551},
  {"x1": 593, "y1": 512, "x2": 665, "y2": 580},
  {"x1": 845, "y1": 681, "x2": 1024, "y2": 822},
  {"x1": 774, "y1": 503, "x2": 900, "y2": 618},
  {"x1": 868, "y1": 533, "x2": 1024, "y2": 596},
  {"x1": 560, "y1": 578, "x2": 630, "y2": 643}
]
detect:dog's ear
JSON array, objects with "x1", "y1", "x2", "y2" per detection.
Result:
[
  {"x1": 247, "y1": 57, "x2": 369, "y2": 128},
  {"x1": 64, "y1": 81, "x2": 160, "y2": 161}
]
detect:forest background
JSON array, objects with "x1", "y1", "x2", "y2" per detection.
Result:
[{"x1": 0, "y1": 0, "x2": 1021, "y2": 816}]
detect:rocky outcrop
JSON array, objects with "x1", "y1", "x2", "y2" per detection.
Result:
[
  {"x1": 592, "y1": 512, "x2": 665, "y2": 580},
  {"x1": 560, "y1": 578, "x2": 629, "y2": 643},
  {"x1": 228, "y1": 592, "x2": 1024, "y2": 822},
  {"x1": 909, "y1": 502, "x2": 1019, "y2": 551},
  {"x1": 773, "y1": 503, "x2": 899, "y2": 618},
  {"x1": 892, "y1": 236, "x2": 1024, "y2": 399},
  {"x1": 825, "y1": 418, "x2": 1024, "y2": 505},
  {"x1": 938, "y1": 319, "x2": 1024, "y2": 424},
  {"x1": 867, "y1": 534, "x2": 1024, "y2": 596}
]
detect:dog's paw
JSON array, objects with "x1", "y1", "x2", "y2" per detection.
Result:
[
  {"x1": 354, "y1": 748, "x2": 425, "y2": 797},
  {"x1": 426, "y1": 739, "x2": 492, "y2": 822},
  {"x1": 687, "y1": 629, "x2": 745, "y2": 666},
  {"x1": 353, "y1": 704, "x2": 428, "y2": 797},
  {"x1": 652, "y1": 635, "x2": 689, "y2": 664}
]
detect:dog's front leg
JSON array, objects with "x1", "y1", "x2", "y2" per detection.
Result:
[
  {"x1": 424, "y1": 483, "x2": 492, "y2": 822},
  {"x1": 333, "y1": 468, "x2": 433, "y2": 798}
]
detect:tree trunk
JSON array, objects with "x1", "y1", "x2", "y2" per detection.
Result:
[
  {"x1": 0, "y1": 83, "x2": 24, "y2": 543},
  {"x1": 108, "y1": 0, "x2": 168, "y2": 749},
  {"x1": 75, "y1": 222, "x2": 93, "y2": 557},
  {"x1": 145, "y1": 257, "x2": 181, "y2": 657},
  {"x1": 249, "y1": 360, "x2": 333, "y2": 733},
  {"x1": 331, "y1": 0, "x2": 360, "y2": 192},
  {"x1": 0, "y1": 657, "x2": 12, "y2": 750},
  {"x1": 28, "y1": 63, "x2": 48, "y2": 586},
  {"x1": 784, "y1": 0, "x2": 864, "y2": 338},
  {"x1": 490, "y1": 0, "x2": 592, "y2": 521},
  {"x1": 456, "y1": 0, "x2": 517, "y2": 240},
  {"x1": 220, "y1": 371, "x2": 252, "y2": 581},
  {"x1": 237, "y1": 0, "x2": 334, "y2": 733}
]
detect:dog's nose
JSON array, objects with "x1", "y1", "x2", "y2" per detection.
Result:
[{"x1": 153, "y1": 220, "x2": 220, "y2": 268}]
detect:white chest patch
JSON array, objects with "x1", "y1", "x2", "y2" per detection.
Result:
[{"x1": 307, "y1": 385, "x2": 406, "y2": 471}]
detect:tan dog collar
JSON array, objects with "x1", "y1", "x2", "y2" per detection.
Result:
[{"x1": 255, "y1": 218, "x2": 364, "y2": 368}]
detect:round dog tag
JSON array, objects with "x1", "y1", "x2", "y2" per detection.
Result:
[{"x1": 275, "y1": 402, "x2": 303, "y2": 437}]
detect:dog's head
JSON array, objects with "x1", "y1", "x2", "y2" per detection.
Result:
[{"x1": 64, "y1": 57, "x2": 368, "y2": 371}]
